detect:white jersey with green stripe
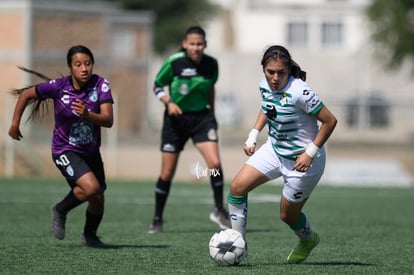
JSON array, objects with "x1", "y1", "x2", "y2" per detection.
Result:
[{"x1": 259, "y1": 76, "x2": 324, "y2": 160}]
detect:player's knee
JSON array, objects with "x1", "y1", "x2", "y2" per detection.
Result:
[
  {"x1": 229, "y1": 179, "x2": 245, "y2": 196},
  {"x1": 85, "y1": 183, "x2": 100, "y2": 197},
  {"x1": 208, "y1": 160, "x2": 221, "y2": 170}
]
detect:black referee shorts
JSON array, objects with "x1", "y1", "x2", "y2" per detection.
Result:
[{"x1": 160, "y1": 109, "x2": 218, "y2": 153}]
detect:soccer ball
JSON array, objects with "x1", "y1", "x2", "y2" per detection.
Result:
[{"x1": 209, "y1": 228, "x2": 247, "y2": 266}]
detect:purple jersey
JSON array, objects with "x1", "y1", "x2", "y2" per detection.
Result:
[{"x1": 36, "y1": 75, "x2": 114, "y2": 155}]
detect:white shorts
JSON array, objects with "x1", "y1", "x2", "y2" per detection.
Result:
[{"x1": 246, "y1": 139, "x2": 326, "y2": 203}]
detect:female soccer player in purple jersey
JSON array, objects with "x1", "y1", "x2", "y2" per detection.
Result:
[
  {"x1": 8, "y1": 45, "x2": 114, "y2": 247},
  {"x1": 227, "y1": 45, "x2": 337, "y2": 263}
]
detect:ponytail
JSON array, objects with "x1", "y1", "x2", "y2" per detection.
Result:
[
  {"x1": 10, "y1": 66, "x2": 53, "y2": 122},
  {"x1": 290, "y1": 60, "x2": 306, "y2": 81}
]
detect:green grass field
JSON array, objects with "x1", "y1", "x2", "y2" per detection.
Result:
[{"x1": 0, "y1": 178, "x2": 413, "y2": 275}]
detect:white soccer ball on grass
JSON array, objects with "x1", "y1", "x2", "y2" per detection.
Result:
[{"x1": 209, "y1": 228, "x2": 247, "y2": 266}]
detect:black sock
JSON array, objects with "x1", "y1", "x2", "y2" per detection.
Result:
[
  {"x1": 210, "y1": 167, "x2": 224, "y2": 210},
  {"x1": 154, "y1": 178, "x2": 171, "y2": 221},
  {"x1": 84, "y1": 211, "x2": 103, "y2": 237},
  {"x1": 56, "y1": 191, "x2": 83, "y2": 214}
]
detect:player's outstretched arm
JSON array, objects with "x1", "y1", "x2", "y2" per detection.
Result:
[{"x1": 8, "y1": 87, "x2": 38, "y2": 140}]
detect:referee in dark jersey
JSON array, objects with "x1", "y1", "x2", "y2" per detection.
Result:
[{"x1": 148, "y1": 26, "x2": 231, "y2": 233}]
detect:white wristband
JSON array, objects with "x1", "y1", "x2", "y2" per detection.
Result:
[
  {"x1": 305, "y1": 142, "x2": 320, "y2": 158},
  {"x1": 156, "y1": 91, "x2": 167, "y2": 99},
  {"x1": 154, "y1": 87, "x2": 167, "y2": 99},
  {"x1": 245, "y1": 129, "x2": 259, "y2": 148}
]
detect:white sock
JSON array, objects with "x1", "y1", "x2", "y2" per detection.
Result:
[
  {"x1": 293, "y1": 215, "x2": 313, "y2": 241},
  {"x1": 228, "y1": 201, "x2": 247, "y2": 238}
]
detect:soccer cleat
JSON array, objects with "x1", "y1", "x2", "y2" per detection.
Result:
[
  {"x1": 209, "y1": 208, "x2": 231, "y2": 230},
  {"x1": 81, "y1": 233, "x2": 105, "y2": 248},
  {"x1": 148, "y1": 217, "x2": 163, "y2": 234},
  {"x1": 50, "y1": 203, "x2": 66, "y2": 240},
  {"x1": 287, "y1": 231, "x2": 320, "y2": 264}
]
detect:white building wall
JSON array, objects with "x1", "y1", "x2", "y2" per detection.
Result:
[{"x1": 205, "y1": 0, "x2": 414, "y2": 145}]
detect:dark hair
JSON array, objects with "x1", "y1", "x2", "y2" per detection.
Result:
[
  {"x1": 66, "y1": 45, "x2": 94, "y2": 67},
  {"x1": 180, "y1": 26, "x2": 207, "y2": 52},
  {"x1": 9, "y1": 66, "x2": 53, "y2": 122},
  {"x1": 10, "y1": 45, "x2": 95, "y2": 121},
  {"x1": 261, "y1": 45, "x2": 306, "y2": 81},
  {"x1": 184, "y1": 25, "x2": 206, "y2": 38}
]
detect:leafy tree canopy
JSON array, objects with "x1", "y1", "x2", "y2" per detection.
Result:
[
  {"x1": 367, "y1": 0, "x2": 414, "y2": 71},
  {"x1": 104, "y1": 0, "x2": 218, "y2": 54}
]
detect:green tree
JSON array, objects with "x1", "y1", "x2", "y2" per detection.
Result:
[
  {"x1": 105, "y1": 0, "x2": 218, "y2": 54},
  {"x1": 367, "y1": 0, "x2": 414, "y2": 71}
]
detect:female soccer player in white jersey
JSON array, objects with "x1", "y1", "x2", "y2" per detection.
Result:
[{"x1": 227, "y1": 45, "x2": 337, "y2": 264}]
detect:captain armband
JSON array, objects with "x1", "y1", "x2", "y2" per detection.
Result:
[
  {"x1": 305, "y1": 142, "x2": 320, "y2": 158},
  {"x1": 154, "y1": 86, "x2": 167, "y2": 99}
]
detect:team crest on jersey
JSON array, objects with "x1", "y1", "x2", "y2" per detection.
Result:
[
  {"x1": 102, "y1": 82, "x2": 110, "y2": 93},
  {"x1": 179, "y1": 84, "x2": 189, "y2": 95},
  {"x1": 280, "y1": 93, "x2": 288, "y2": 106},
  {"x1": 88, "y1": 88, "x2": 98, "y2": 102}
]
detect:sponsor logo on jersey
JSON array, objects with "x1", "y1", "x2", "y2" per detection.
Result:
[
  {"x1": 303, "y1": 89, "x2": 320, "y2": 108},
  {"x1": 181, "y1": 68, "x2": 197, "y2": 76},
  {"x1": 265, "y1": 104, "x2": 277, "y2": 119},
  {"x1": 69, "y1": 121, "x2": 94, "y2": 145},
  {"x1": 61, "y1": 94, "x2": 70, "y2": 104}
]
